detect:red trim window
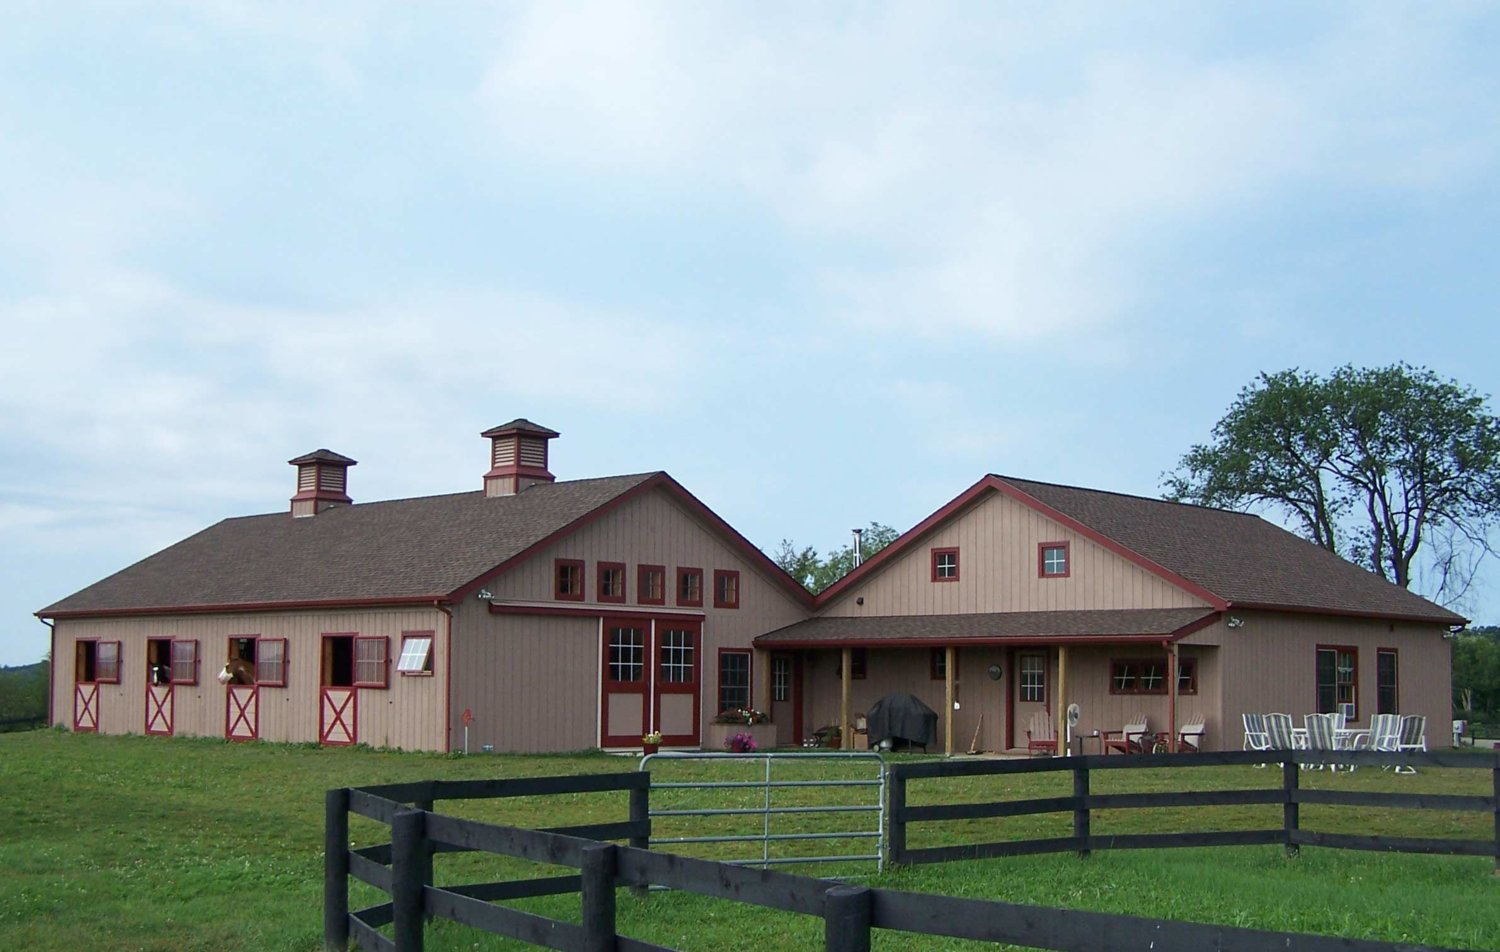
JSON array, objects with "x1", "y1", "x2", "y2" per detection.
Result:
[
  {"x1": 1019, "y1": 652, "x2": 1047, "y2": 703},
  {"x1": 930, "y1": 648, "x2": 950, "y2": 681},
  {"x1": 836, "y1": 647, "x2": 868, "y2": 680},
  {"x1": 1108, "y1": 657, "x2": 1196, "y2": 695},
  {"x1": 608, "y1": 626, "x2": 646, "y2": 684},
  {"x1": 638, "y1": 564, "x2": 666, "y2": 606},
  {"x1": 354, "y1": 636, "x2": 389, "y2": 688},
  {"x1": 95, "y1": 640, "x2": 122, "y2": 684},
  {"x1": 1038, "y1": 541, "x2": 1071, "y2": 578},
  {"x1": 1316, "y1": 645, "x2": 1358, "y2": 719},
  {"x1": 659, "y1": 628, "x2": 695, "y2": 684},
  {"x1": 677, "y1": 567, "x2": 704, "y2": 608},
  {"x1": 170, "y1": 639, "x2": 199, "y2": 685},
  {"x1": 1376, "y1": 648, "x2": 1398, "y2": 715},
  {"x1": 397, "y1": 632, "x2": 435, "y2": 676},
  {"x1": 1176, "y1": 657, "x2": 1198, "y2": 695},
  {"x1": 717, "y1": 648, "x2": 751, "y2": 712},
  {"x1": 713, "y1": 569, "x2": 740, "y2": 609},
  {"x1": 257, "y1": 638, "x2": 288, "y2": 687},
  {"x1": 555, "y1": 559, "x2": 585, "y2": 601},
  {"x1": 598, "y1": 562, "x2": 627, "y2": 604},
  {"x1": 931, "y1": 547, "x2": 960, "y2": 582}
]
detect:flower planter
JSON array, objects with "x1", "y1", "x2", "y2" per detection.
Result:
[
  {"x1": 704, "y1": 721, "x2": 777, "y2": 751},
  {"x1": 642, "y1": 743, "x2": 659, "y2": 755}
]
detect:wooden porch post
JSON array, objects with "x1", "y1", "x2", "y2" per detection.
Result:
[
  {"x1": 840, "y1": 647, "x2": 851, "y2": 748},
  {"x1": 944, "y1": 646, "x2": 955, "y2": 756},
  {"x1": 1056, "y1": 646, "x2": 1069, "y2": 757},
  {"x1": 1167, "y1": 641, "x2": 1178, "y2": 753},
  {"x1": 757, "y1": 648, "x2": 773, "y2": 717}
]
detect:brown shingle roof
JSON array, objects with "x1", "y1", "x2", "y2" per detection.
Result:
[
  {"x1": 1001, "y1": 476, "x2": 1465, "y2": 625},
  {"x1": 39, "y1": 473, "x2": 657, "y2": 616},
  {"x1": 756, "y1": 608, "x2": 1217, "y2": 646}
]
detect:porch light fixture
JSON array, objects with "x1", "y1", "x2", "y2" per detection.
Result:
[
  {"x1": 476, "y1": 588, "x2": 494, "y2": 601},
  {"x1": 1226, "y1": 616, "x2": 1244, "y2": 628},
  {"x1": 986, "y1": 664, "x2": 1002, "y2": 681}
]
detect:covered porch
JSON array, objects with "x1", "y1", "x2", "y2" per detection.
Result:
[{"x1": 753, "y1": 607, "x2": 1222, "y2": 755}]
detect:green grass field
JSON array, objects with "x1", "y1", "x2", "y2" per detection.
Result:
[{"x1": 1, "y1": 730, "x2": 1496, "y2": 951}]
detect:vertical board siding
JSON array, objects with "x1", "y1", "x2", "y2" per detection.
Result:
[
  {"x1": 821, "y1": 492, "x2": 1208, "y2": 617},
  {"x1": 50, "y1": 607, "x2": 447, "y2": 750},
  {"x1": 1217, "y1": 612, "x2": 1451, "y2": 750},
  {"x1": 453, "y1": 488, "x2": 809, "y2": 751},
  {"x1": 1052, "y1": 645, "x2": 1219, "y2": 751}
]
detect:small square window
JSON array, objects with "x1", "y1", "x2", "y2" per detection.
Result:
[
  {"x1": 1039, "y1": 542, "x2": 1070, "y2": 578},
  {"x1": 257, "y1": 638, "x2": 288, "y2": 687},
  {"x1": 713, "y1": 570, "x2": 740, "y2": 609},
  {"x1": 170, "y1": 639, "x2": 199, "y2": 685},
  {"x1": 638, "y1": 565, "x2": 666, "y2": 606},
  {"x1": 555, "y1": 559, "x2": 585, "y2": 601},
  {"x1": 397, "y1": 633, "x2": 434, "y2": 676},
  {"x1": 931, "y1": 547, "x2": 959, "y2": 582},
  {"x1": 598, "y1": 562, "x2": 626, "y2": 604},
  {"x1": 677, "y1": 567, "x2": 703, "y2": 607}
]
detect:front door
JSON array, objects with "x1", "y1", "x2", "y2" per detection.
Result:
[
  {"x1": 226, "y1": 685, "x2": 259, "y2": 741},
  {"x1": 771, "y1": 653, "x2": 803, "y2": 747},
  {"x1": 1010, "y1": 649, "x2": 1050, "y2": 751},
  {"x1": 145, "y1": 638, "x2": 173, "y2": 736},
  {"x1": 600, "y1": 618, "x2": 650, "y2": 747},
  {"x1": 653, "y1": 622, "x2": 701, "y2": 747},
  {"x1": 320, "y1": 687, "x2": 357, "y2": 745}
]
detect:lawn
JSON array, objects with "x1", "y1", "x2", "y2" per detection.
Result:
[{"x1": 1, "y1": 730, "x2": 1496, "y2": 951}]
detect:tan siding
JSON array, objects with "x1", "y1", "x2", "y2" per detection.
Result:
[
  {"x1": 1055, "y1": 645, "x2": 1221, "y2": 752},
  {"x1": 1217, "y1": 612, "x2": 1451, "y2": 750},
  {"x1": 821, "y1": 492, "x2": 1209, "y2": 617},
  {"x1": 50, "y1": 607, "x2": 448, "y2": 750},
  {"x1": 467, "y1": 487, "x2": 809, "y2": 748}
]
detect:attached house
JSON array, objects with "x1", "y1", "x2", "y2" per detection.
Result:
[
  {"x1": 39, "y1": 427, "x2": 1462, "y2": 754},
  {"x1": 39, "y1": 421, "x2": 810, "y2": 752},
  {"x1": 754, "y1": 475, "x2": 1465, "y2": 754}
]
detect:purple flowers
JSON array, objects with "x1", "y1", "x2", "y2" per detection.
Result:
[{"x1": 725, "y1": 732, "x2": 758, "y2": 753}]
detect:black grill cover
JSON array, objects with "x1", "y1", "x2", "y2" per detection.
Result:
[{"x1": 865, "y1": 693, "x2": 938, "y2": 747}]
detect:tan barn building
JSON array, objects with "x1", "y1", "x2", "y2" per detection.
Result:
[
  {"x1": 39, "y1": 421, "x2": 810, "y2": 752},
  {"x1": 755, "y1": 475, "x2": 1464, "y2": 755},
  {"x1": 39, "y1": 431, "x2": 1462, "y2": 754}
]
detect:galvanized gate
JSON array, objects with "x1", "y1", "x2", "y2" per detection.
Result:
[{"x1": 639, "y1": 751, "x2": 885, "y2": 872}]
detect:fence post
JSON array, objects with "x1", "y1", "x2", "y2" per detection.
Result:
[
  {"x1": 1282, "y1": 759, "x2": 1300, "y2": 857},
  {"x1": 629, "y1": 777, "x2": 651, "y2": 898},
  {"x1": 324, "y1": 788, "x2": 349, "y2": 951},
  {"x1": 1492, "y1": 750, "x2": 1499, "y2": 876},
  {"x1": 1073, "y1": 764, "x2": 1090, "y2": 858},
  {"x1": 413, "y1": 795, "x2": 435, "y2": 914},
  {"x1": 824, "y1": 884, "x2": 872, "y2": 952},
  {"x1": 887, "y1": 770, "x2": 906, "y2": 866},
  {"x1": 580, "y1": 842, "x2": 618, "y2": 951},
  {"x1": 391, "y1": 808, "x2": 427, "y2": 952}
]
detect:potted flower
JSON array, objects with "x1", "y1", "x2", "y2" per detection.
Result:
[
  {"x1": 725, "y1": 731, "x2": 758, "y2": 753},
  {"x1": 642, "y1": 731, "x2": 662, "y2": 755}
]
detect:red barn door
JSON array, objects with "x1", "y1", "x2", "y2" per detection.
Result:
[
  {"x1": 320, "y1": 687, "x2": 357, "y2": 745},
  {"x1": 600, "y1": 619, "x2": 650, "y2": 747},
  {"x1": 653, "y1": 622, "x2": 701, "y2": 747},
  {"x1": 226, "y1": 685, "x2": 259, "y2": 741},
  {"x1": 73, "y1": 683, "x2": 99, "y2": 733}
]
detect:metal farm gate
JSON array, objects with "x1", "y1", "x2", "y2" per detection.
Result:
[{"x1": 639, "y1": 751, "x2": 886, "y2": 872}]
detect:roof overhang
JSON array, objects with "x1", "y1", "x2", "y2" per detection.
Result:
[
  {"x1": 754, "y1": 607, "x2": 1221, "y2": 649},
  {"x1": 37, "y1": 594, "x2": 445, "y2": 621}
]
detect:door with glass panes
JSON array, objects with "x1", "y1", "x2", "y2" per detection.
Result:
[{"x1": 600, "y1": 618, "x2": 701, "y2": 748}]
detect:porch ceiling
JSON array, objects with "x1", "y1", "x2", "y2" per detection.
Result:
[{"x1": 753, "y1": 607, "x2": 1218, "y2": 647}]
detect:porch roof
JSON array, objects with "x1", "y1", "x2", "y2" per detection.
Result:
[{"x1": 754, "y1": 607, "x2": 1218, "y2": 648}]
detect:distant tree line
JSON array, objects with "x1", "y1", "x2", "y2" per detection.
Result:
[
  {"x1": 772, "y1": 522, "x2": 900, "y2": 595},
  {"x1": 1454, "y1": 626, "x2": 1500, "y2": 727},
  {"x1": 0, "y1": 657, "x2": 49, "y2": 730}
]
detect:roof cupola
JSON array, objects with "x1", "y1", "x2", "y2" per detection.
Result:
[
  {"x1": 482, "y1": 419, "x2": 559, "y2": 497},
  {"x1": 288, "y1": 449, "x2": 356, "y2": 517}
]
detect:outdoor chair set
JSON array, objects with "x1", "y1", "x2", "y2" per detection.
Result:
[
  {"x1": 1241, "y1": 712, "x2": 1427, "y2": 773},
  {"x1": 1024, "y1": 712, "x2": 1204, "y2": 756}
]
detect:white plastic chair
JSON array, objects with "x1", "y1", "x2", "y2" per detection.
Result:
[
  {"x1": 1395, "y1": 714, "x2": 1426, "y2": 774},
  {"x1": 1303, "y1": 713, "x2": 1340, "y2": 771}
]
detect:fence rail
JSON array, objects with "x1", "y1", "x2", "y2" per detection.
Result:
[
  {"x1": 889, "y1": 748, "x2": 1500, "y2": 870},
  {"x1": 327, "y1": 753, "x2": 1493, "y2": 951}
]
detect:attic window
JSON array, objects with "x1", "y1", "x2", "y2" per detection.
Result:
[
  {"x1": 638, "y1": 565, "x2": 666, "y2": 606},
  {"x1": 931, "y1": 547, "x2": 959, "y2": 582},
  {"x1": 1039, "y1": 542, "x2": 1070, "y2": 578},
  {"x1": 713, "y1": 570, "x2": 740, "y2": 609},
  {"x1": 598, "y1": 562, "x2": 626, "y2": 604},
  {"x1": 677, "y1": 567, "x2": 703, "y2": 608}
]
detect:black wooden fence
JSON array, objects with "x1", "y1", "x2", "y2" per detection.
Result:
[
  {"x1": 326, "y1": 755, "x2": 1492, "y2": 952},
  {"x1": 889, "y1": 748, "x2": 1500, "y2": 871}
]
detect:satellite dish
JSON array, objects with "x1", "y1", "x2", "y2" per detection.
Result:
[{"x1": 1066, "y1": 703, "x2": 1081, "y2": 727}]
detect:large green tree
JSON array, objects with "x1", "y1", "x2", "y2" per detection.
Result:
[
  {"x1": 772, "y1": 522, "x2": 900, "y2": 595},
  {"x1": 1165, "y1": 364, "x2": 1500, "y2": 606},
  {"x1": 1453, "y1": 626, "x2": 1500, "y2": 717}
]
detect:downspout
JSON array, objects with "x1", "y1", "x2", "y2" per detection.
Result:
[
  {"x1": 437, "y1": 600, "x2": 454, "y2": 754},
  {"x1": 42, "y1": 618, "x2": 55, "y2": 728}
]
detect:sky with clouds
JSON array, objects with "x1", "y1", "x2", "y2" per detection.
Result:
[{"x1": 4, "y1": 2, "x2": 1499, "y2": 666}]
